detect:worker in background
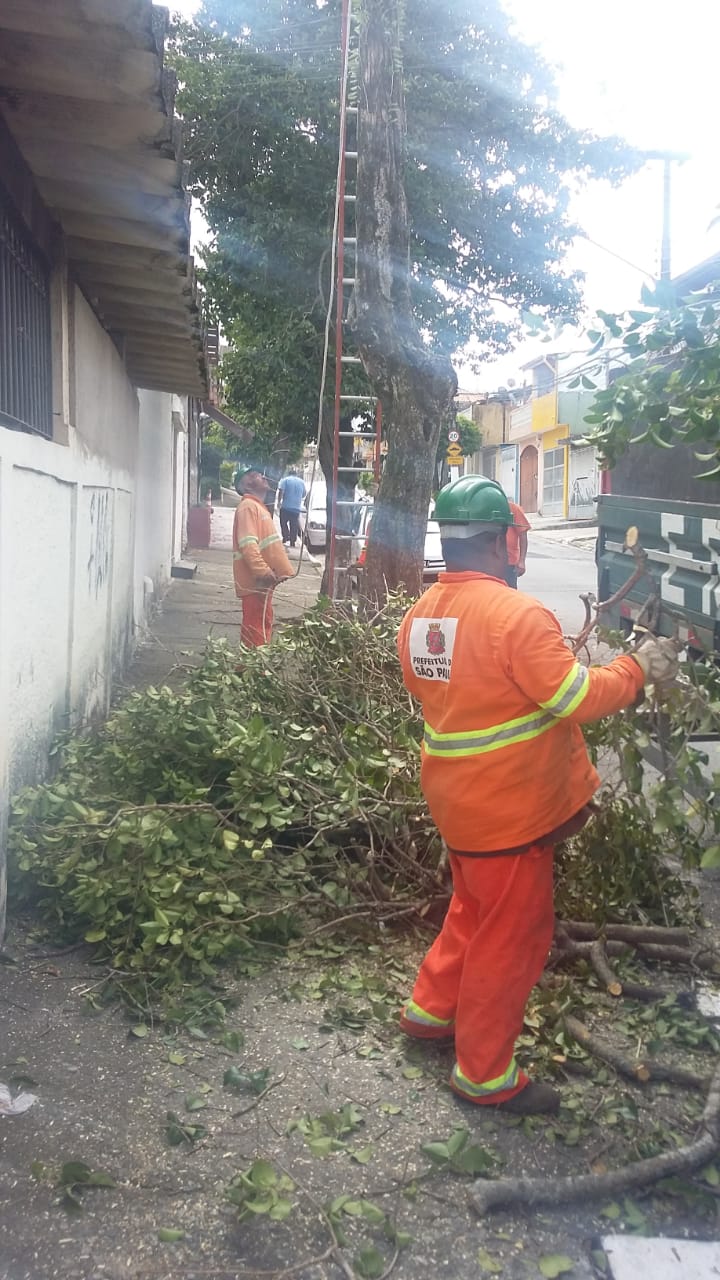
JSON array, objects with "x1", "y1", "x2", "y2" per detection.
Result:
[
  {"x1": 396, "y1": 475, "x2": 678, "y2": 1115},
  {"x1": 277, "y1": 467, "x2": 307, "y2": 549},
  {"x1": 232, "y1": 466, "x2": 292, "y2": 646},
  {"x1": 505, "y1": 499, "x2": 530, "y2": 588}
]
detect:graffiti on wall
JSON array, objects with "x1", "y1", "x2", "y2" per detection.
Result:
[
  {"x1": 569, "y1": 474, "x2": 596, "y2": 518},
  {"x1": 87, "y1": 489, "x2": 111, "y2": 598}
]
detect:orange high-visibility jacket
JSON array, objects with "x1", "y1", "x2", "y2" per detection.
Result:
[
  {"x1": 397, "y1": 571, "x2": 644, "y2": 853},
  {"x1": 232, "y1": 495, "x2": 292, "y2": 597}
]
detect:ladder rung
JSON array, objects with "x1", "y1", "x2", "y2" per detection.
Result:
[
  {"x1": 342, "y1": 277, "x2": 356, "y2": 285},
  {"x1": 341, "y1": 356, "x2": 362, "y2": 364},
  {"x1": 343, "y1": 236, "x2": 357, "y2": 245},
  {"x1": 337, "y1": 466, "x2": 364, "y2": 472},
  {"x1": 332, "y1": 533, "x2": 358, "y2": 539},
  {"x1": 346, "y1": 107, "x2": 358, "y2": 115},
  {"x1": 334, "y1": 499, "x2": 361, "y2": 506},
  {"x1": 340, "y1": 395, "x2": 376, "y2": 402},
  {"x1": 344, "y1": 194, "x2": 356, "y2": 202},
  {"x1": 338, "y1": 430, "x2": 376, "y2": 436},
  {"x1": 345, "y1": 151, "x2": 358, "y2": 160}
]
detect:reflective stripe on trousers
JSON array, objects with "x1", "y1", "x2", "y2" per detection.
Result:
[
  {"x1": 451, "y1": 1058, "x2": 520, "y2": 1098},
  {"x1": 409, "y1": 845, "x2": 555, "y2": 1104},
  {"x1": 402, "y1": 999, "x2": 454, "y2": 1029}
]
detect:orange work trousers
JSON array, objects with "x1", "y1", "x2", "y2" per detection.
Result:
[
  {"x1": 240, "y1": 590, "x2": 273, "y2": 647},
  {"x1": 411, "y1": 845, "x2": 554, "y2": 1103}
]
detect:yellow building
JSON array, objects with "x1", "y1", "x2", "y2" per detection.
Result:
[{"x1": 507, "y1": 357, "x2": 566, "y2": 515}]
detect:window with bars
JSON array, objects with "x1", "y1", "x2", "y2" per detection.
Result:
[{"x1": 0, "y1": 182, "x2": 53, "y2": 438}]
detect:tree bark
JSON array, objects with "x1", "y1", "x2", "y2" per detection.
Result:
[{"x1": 349, "y1": 0, "x2": 457, "y2": 603}]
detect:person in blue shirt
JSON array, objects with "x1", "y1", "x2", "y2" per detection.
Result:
[{"x1": 276, "y1": 468, "x2": 307, "y2": 548}]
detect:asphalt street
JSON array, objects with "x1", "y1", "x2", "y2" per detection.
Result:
[{"x1": 520, "y1": 534, "x2": 597, "y2": 635}]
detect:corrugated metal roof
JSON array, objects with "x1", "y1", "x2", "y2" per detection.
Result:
[{"x1": 0, "y1": 0, "x2": 207, "y2": 395}]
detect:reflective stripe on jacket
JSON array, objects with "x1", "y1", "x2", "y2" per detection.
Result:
[
  {"x1": 232, "y1": 495, "x2": 292, "y2": 597},
  {"x1": 397, "y1": 570, "x2": 644, "y2": 853}
]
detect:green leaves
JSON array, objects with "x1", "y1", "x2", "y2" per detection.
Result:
[
  {"x1": 223, "y1": 1066, "x2": 270, "y2": 1095},
  {"x1": 538, "y1": 1257, "x2": 575, "y2": 1278},
  {"x1": 31, "y1": 1160, "x2": 117, "y2": 1213},
  {"x1": 421, "y1": 1128, "x2": 499, "y2": 1176},
  {"x1": 7, "y1": 610, "x2": 441, "y2": 1013},
  {"x1": 477, "y1": 1248, "x2": 504, "y2": 1274},
  {"x1": 288, "y1": 1102, "x2": 366, "y2": 1157},
  {"x1": 701, "y1": 845, "x2": 720, "y2": 869},
  {"x1": 584, "y1": 294, "x2": 720, "y2": 473},
  {"x1": 226, "y1": 1160, "x2": 295, "y2": 1223},
  {"x1": 165, "y1": 1112, "x2": 208, "y2": 1147},
  {"x1": 354, "y1": 1246, "x2": 385, "y2": 1279},
  {"x1": 184, "y1": 1092, "x2": 209, "y2": 1112}
]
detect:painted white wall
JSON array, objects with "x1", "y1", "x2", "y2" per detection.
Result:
[
  {"x1": 172, "y1": 399, "x2": 189, "y2": 564},
  {"x1": 569, "y1": 445, "x2": 600, "y2": 519},
  {"x1": 0, "y1": 281, "x2": 187, "y2": 941},
  {"x1": 499, "y1": 445, "x2": 518, "y2": 501},
  {"x1": 133, "y1": 390, "x2": 179, "y2": 627}
]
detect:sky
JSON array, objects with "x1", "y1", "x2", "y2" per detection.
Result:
[{"x1": 170, "y1": 0, "x2": 720, "y2": 391}]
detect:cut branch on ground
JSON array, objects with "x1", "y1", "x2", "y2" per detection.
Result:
[{"x1": 470, "y1": 1060, "x2": 720, "y2": 1216}]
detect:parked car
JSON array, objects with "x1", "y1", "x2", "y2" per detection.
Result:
[
  {"x1": 302, "y1": 488, "x2": 371, "y2": 553},
  {"x1": 352, "y1": 503, "x2": 445, "y2": 584},
  {"x1": 303, "y1": 493, "x2": 328, "y2": 550}
]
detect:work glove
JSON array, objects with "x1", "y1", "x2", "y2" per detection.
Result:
[
  {"x1": 632, "y1": 635, "x2": 679, "y2": 688},
  {"x1": 255, "y1": 572, "x2": 276, "y2": 590}
]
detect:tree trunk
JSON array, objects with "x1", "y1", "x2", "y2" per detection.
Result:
[{"x1": 349, "y1": 0, "x2": 457, "y2": 604}]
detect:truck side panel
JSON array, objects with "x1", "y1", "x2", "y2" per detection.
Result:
[{"x1": 597, "y1": 494, "x2": 720, "y2": 652}]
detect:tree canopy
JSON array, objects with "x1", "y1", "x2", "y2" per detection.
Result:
[
  {"x1": 172, "y1": 0, "x2": 634, "y2": 457},
  {"x1": 581, "y1": 280, "x2": 720, "y2": 478}
]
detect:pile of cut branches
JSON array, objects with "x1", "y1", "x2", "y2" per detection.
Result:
[
  {"x1": 9, "y1": 603, "x2": 441, "y2": 991},
  {"x1": 7, "y1": 599, "x2": 717, "y2": 1000}
]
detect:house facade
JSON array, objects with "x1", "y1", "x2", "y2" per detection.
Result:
[
  {"x1": 466, "y1": 393, "x2": 513, "y2": 486},
  {"x1": 507, "y1": 355, "x2": 601, "y2": 517},
  {"x1": 0, "y1": 0, "x2": 208, "y2": 938}
]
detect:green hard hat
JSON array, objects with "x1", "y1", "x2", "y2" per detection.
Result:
[
  {"x1": 434, "y1": 475, "x2": 512, "y2": 527},
  {"x1": 234, "y1": 463, "x2": 265, "y2": 487}
]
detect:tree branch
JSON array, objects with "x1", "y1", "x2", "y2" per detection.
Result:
[{"x1": 470, "y1": 1059, "x2": 720, "y2": 1216}]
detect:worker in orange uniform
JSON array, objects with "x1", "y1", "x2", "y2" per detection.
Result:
[
  {"x1": 505, "y1": 499, "x2": 530, "y2": 588},
  {"x1": 233, "y1": 466, "x2": 292, "y2": 646},
  {"x1": 396, "y1": 475, "x2": 679, "y2": 1115}
]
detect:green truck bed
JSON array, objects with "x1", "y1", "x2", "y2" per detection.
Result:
[{"x1": 597, "y1": 494, "x2": 720, "y2": 653}]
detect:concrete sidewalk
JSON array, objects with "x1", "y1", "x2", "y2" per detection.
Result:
[
  {"x1": 123, "y1": 502, "x2": 594, "y2": 697},
  {"x1": 529, "y1": 513, "x2": 598, "y2": 551},
  {"x1": 123, "y1": 505, "x2": 323, "y2": 692}
]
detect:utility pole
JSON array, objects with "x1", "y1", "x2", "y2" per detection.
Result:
[
  {"x1": 660, "y1": 156, "x2": 672, "y2": 281},
  {"x1": 644, "y1": 150, "x2": 690, "y2": 281}
]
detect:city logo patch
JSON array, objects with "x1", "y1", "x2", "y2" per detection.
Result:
[
  {"x1": 409, "y1": 616, "x2": 458, "y2": 681},
  {"x1": 425, "y1": 622, "x2": 446, "y2": 655}
]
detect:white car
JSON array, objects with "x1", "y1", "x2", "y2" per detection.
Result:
[
  {"x1": 353, "y1": 503, "x2": 445, "y2": 583},
  {"x1": 302, "y1": 488, "x2": 370, "y2": 552},
  {"x1": 303, "y1": 495, "x2": 328, "y2": 550}
]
